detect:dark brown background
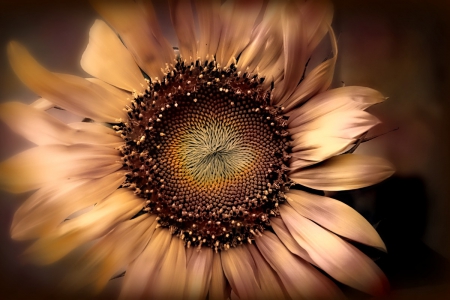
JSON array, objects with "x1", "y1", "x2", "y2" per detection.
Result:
[{"x1": 0, "y1": 0, "x2": 449, "y2": 299}]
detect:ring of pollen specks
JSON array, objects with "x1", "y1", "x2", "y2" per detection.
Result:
[{"x1": 115, "y1": 59, "x2": 292, "y2": 251}]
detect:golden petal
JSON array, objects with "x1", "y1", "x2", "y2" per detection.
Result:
[
  {"x1": 255, "y1": 231, "x2": 343, "y2": 299},
  {"x1": 221, "y1": 247, "x2": 262, "y2": 300},
  {"x1": 91, "y1": 0, "x2": 174, "y2": 79},
  {"x1": 119, "y1": 228, "x2": 172, "y2": 299},
  {"x1": 7, "y1": 42, "x2": 127, "y2": 122},
  {"x1": 215, "y1": 0, "x2": 264, "y2": 67},
  {"x1": 24, "y1": 188, "x2": 143, "y2": 265},
  {"x1": 169, "y1": 0, "x2": 197, "y2": 61},
  {"x1": 11, "y1": 172, "x2": 125, "y2": 241},
  {"x1": 209, "y1": 251, "x2": 230, "y2": 300},
  {"x1": 185, "y1": 248, "x2": 213, "y2": 300},
  {"x1": 149, "y1": 236, "x2": 187, "y2": 299},
  {"x1": 280, "y1": 205, "x2": 389, "y2": 295},
  {"x1": 286, "y1": 190, "x2": 386, "y2": 251},
  {"x1": 289, "y1": 154, "x2": 395, "y2": 191},
  {"x1": 81, "y1": 20, "x2": 147, "y2": 92},
  {"x1": 0, "y1": 144, "x2": 122, "y2": 193},
  {"x1": 0, "y1": 102, "x2": 122, "y2": 147}
]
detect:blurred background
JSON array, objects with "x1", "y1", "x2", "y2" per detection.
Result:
[{"x1": 0, "y1": 0, "x2": 449, "y2": 299}]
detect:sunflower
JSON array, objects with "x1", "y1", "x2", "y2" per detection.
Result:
[{"x1": 0, "y1": 0, "x2": 394, "y2": 299}]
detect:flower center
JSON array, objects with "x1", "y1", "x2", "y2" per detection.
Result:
[
  {"x1": 116, "y1": 59, "x2": 291, "y2": 250},
  {"x1": 180, "y1": 119, "x2": 255, "y2": 184}
]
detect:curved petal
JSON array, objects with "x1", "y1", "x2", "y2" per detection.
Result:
[
  {"x1": 262, "y1": 53, "x2": 285, "y2": 91},
  {"x1": 30, "y1": 98, "x2": 53, "y2": 110},
  {"x1": 81, "y1": 20, "x2": 147, "y2": 92},
  {"x1": 68, "y1": 122, "x2": 122, "y2": 148},
  {"x1": 0, "y1": 144, "x2": 122, "y2": 193},
  {"x1": 209, "y1": 251, "x2": 230, "y2": 300},
  {"x1": 270, "y1": 217, "x2": 314, "y2": 264},
  {"x1": 85, "y1": 78, "x2": 131, "y2": 107},
  {"x1": 169, "y1": 0, "x2": 197, "y2": 61},
  {"x1": 247, "y1": 244, "x2": 288, "y2": 300},
  {"x1": 148, "y1": 236, "x2": 187, "y2": 299},
  {"x1": 0, "y1": 102, "x2": 122, "y2": 146},
  {"x1": 282, "y1": 25, "x2": 337, "y2": 111},
  {"x1": 221, "y1": 247, "x2": 262, "y2": 300},
  {"x1": 272, "y1": 1, "x2": 308, "y2": 105},
  {"x1": 185, "y1": 248, "x2": 213, "y2": 300},
  {"x1": 215, "y1": 0, "x2": 264, "y2": 67},
  {"x1": 11, "y1": 171, "x2": 126, "y2": 241},
  {"x1": 255, "y1": 231, "x2": 343, "y2": 299},
  {"x1": 119, "y1": 228, "x2": 172, "y2": 299},
  {"x1": 63, "y1": 214, "x2": 157, "y2": 293},
  {"x1": 68, "y1": 122, "x2": 119, "y2": 136},
  {"x1": 195, "y1": 0, "x2": 222, "y2": 61},
  {"x1": 302, "y1": 0, "x2": 334, "y2": 54},
  {"x1": 280, "y1": 205, "x2": 389, "y2": 295},
  {"x1": 286, "y1": 190, "x2": 386, "y2": 251},
  {"x1": 24, "y1": 188, "x2": 143, "y2": 265},
  {"x1": 289, "y1": 154, "x2": 395, "y2": 191},
  {"x1": 236, "y1": 2, "x2": 283, "y2": 76},
  {"x1": 230, "y1": 290, "x2": 240, "y2": 300},
  {"x1": 91, "y1": 0, "x2": 174, "y2": 79},
  {"x1": 289, "y1": 109, "x2": 380, "y2": 165},
  {"x1": 134, "y1": 0, "x2": 176, "y2": 65},
  {"x1": 288, "y1": 86, "x2": 386, "y2": 128},
  {"x1": 7, "y1": 42, "x2": 127, "y2": 122}
]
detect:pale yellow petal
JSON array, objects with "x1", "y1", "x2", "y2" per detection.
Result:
[
  {"x1": 11, "y1": 171, "x2": 126, "y2": 241},
  {"x1": 272, "y1": 1, "x2": 308, "y2": 105},
  {"x1": 255, "y1": 231, "x2": 343, "y2": 299},
  {"x1": 135, "y1": 0, "x2": 176, "y2": 65},
  {"x1": 236, "y1": 2, "x2": 283, "y2": 75},
  {"x1": 0, "y1": 102, "x2": 122, "y2": 146},
  {"x1": 24, "y1": 188, "x2": 143, "y2": 265},
  {"x1": 262, "y1": 54, "x2": 285, "y2": 92},
  {"x1": 91, "y1": 0, "x2": 174, "y2": 79},
  {"x1": 302, "y1": 0, "x2": 333, "y2": 55},
  {"x1": 147, "y1": 235, "x2": 187, "y2": 299},
  {"x1": 209, "y1": 251, "x2": 230, "y2": 300},
  {"x1": 221, "y1": 247, "x2": 262, "y2": 300},
  {"x1": 289, "y1": 154, "x2": 395, "y2": 191},
  {"x1": 270, "y1": 217, "x2": 314, "y2": 264},
  {"x1": 286, "y1": 158, "x2": 318, "y2": 171},
  {"x1": 63, "y1": 214, "x2": 157, "y2": 293},
  {"x1": 276, "y1": 0, "x2": 333, "y2": 107},
  {"x1": 216, "y1": 0, "x2": 264, "y2": 67},
  {"x1": 169, "y1": 0, "x2": 197, "y2": 61},
  {"x1": 282, "y1": 25, "x2": 337, "y2": 111},
  {"x1": 289, "y1": 109, "x2": 380, "y2": 164},
  {"x1": 230, "y1": 290, "x2": 240, "y2": 300},
  {"x1": 119, "y1": 228, "x2": 172, "y2": 299},
  {"x1": 195, "y1": 0, "x2": 222, "y2": 60},
  {"x1": 81, "y1": 20, "x2": 147, "y2": 92},
  {"x1": 247, "y1": 244, "x2": 287, "y2": 300},
  {"x1": 30, "y1": 98, "x2": 53, "y2": 110},
  {"x1": 85, "y1": 78, "x2": 131, "y2": 107},
  {"x1": 68, "y1": 121, "x2": 119, "y2": 137},
  {"x1": 288, "y1": 86, "x2": 386, "y2": 128},
  {"x1": 185, "y1": 248, "x2": 213, "y2": 300},
  {"x1": 286, "y1": 190, "x2": 386, "y2": 251},
  {"x1": 280, "y1": 205, "x2": 389, "y2": 295},
  {"x1": 7, "y1": 42, "x2": 126, "y2": 122},
  {"x1": 0, "y1": 144, "x2": 122, "y2": 193},
  {"x1": 64, "y1": 204, "x2": 95, "y2": 221}
]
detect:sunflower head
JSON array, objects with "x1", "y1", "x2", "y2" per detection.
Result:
[
  {"x1": 0, "y1": 0, "x2": 395, "y2": 299},
  {"x1": 117, "y1": 58, "x2": 294, "y2": 250}
]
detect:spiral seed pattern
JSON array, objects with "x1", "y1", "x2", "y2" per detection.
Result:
[{"x1": 115, "y1": 59, "x2": 292, "y2": 251}]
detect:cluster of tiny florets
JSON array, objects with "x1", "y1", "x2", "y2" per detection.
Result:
[{"x1": 114, "y1": 58, "x2": 292, "y2": 251}]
